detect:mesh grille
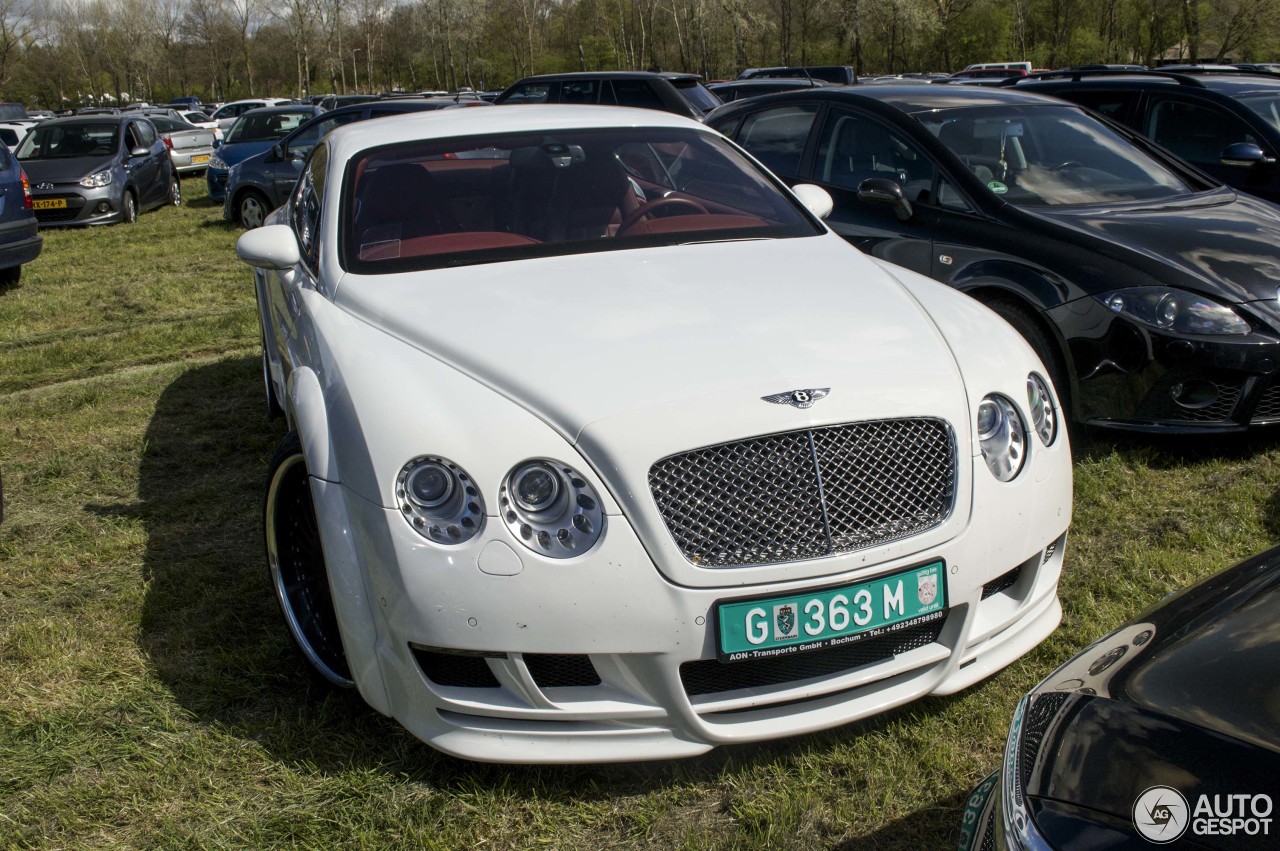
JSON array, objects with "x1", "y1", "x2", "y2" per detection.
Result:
[
  {"x1": 649, "y1": 419, "x2": 955, "y2": 567},
  {"x1": 411, "y1": 647, "x2": 501, "y2": 688},
  {"x1": 982, "y1": 565, "x2": 1023, "y2": 599},
  {"x1": 1175, "y1": 381, "x2": 1240, "y2": 422},
  {"x1": 979, "y1": 814, "x2": 997, "y2": 851},
  {"x1": 679, "y1": 618, "x2": 944, "y2": 697},
  {"x1": 1018, "y1": 692, "x2": 1070, "y2": 800},
  {"x1": 524, "y1": 654, "x2": 601, "y2": 688},
  {"x1": 1253, "y1": 385, "x2": 1280, "y2": 421}
]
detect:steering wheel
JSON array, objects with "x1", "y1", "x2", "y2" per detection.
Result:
[
  {"x1": 1049, "y1": 161, "x2": 1083, "y2": 172},
  {"x1": 617, "y1": 195, "x2": 709, "y2": 234}
]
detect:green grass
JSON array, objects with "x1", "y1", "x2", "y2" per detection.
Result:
[{"x1": 2, "y1": 181, "x2": 1278, "y2": 848}]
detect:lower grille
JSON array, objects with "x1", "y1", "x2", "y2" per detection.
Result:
[
  {"x1": 1176, "y1": 381, "x2": 1240, "y2": 422},
  {"x1": 1253, "y1": 385, "x2": 1280, "y2": 422},
  {"x1": 34, "y1": 195, "x2": 86, "y2": 222},
  {"x1": 680, "y1": 618, "x2": 944, "y2": 697},
  {"x1": 982, "y1": 565, "x2": 1023, "y2": 599},
  {"x1": 649, "y1": 419, "x2": 956, "y2": 567},
  {"x1": 412, "y1": 646, "x2": 500, "y2": 688},
  {"x1": 524, "y1": 654, "x2": 600, "y2": 688}
]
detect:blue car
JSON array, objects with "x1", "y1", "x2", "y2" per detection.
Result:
[
  {"x1": 0, "y1": 141, "x2": 40, "y2": 285},
  {"x1": 205, "y1": 105, "x2": 321, "y2": 202}
]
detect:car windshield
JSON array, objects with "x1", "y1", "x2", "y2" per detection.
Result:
[
  {"x1": 917, "y1": 105, "x2": 1198, "y2": 205},
  {"x1": 0, "y1": 104, "x2": 28, "y2": 120},
  {"x1": 1237, "y1": 93, "x2": 1280, "y2": 132},
  {"x1": 343, "y1": 126, "x2": 820, "y2": 273},
  {"x1": 16, "y1": 123, "x2": 118, "y2": 160},
  {"x1": 226, "y1": 112, "x2": 307, "y2": 143},
  {"x1": 673, "y1": 81, "x2": 723, "y2": 113},
  {"x1": 150, "y1": 117, "x2": 196, "y2": 133}
]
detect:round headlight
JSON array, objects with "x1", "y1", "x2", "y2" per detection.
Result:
[
  {"x1": 977, "y1": 394, "x2": 1027, "y2": 482},
  {"x1": 501, "y1": 460, "x2": 605, "y2": 558},
  {"x1": 396, "y1": 456, "x2": 483, "y2": 544},
  {"x1": 1026, "y1": 373, "x2": 1057, "y2": 446}
]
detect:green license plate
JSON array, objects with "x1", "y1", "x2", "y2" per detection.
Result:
[{"x1": 716, "y1": 561, "x2": 946, "y2": 662}]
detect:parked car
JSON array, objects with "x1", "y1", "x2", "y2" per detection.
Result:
[
  {"x1": 708, "y1": 78, "x2": 834, "y2": 103},
  {"x1": 709, "y1": 85, "x2": 1280, "y2": 433},
  {"x1": 168, "y1": 96, "x2": 204, "y2": 110},
  {"x1": 177, "y1": 110, "x2": 222, "y2": 139},
  {"x1": 233, "y1": 104, "x2": 1072, "y2": 763},
  {"x1": 0, "y1": 102, "x2": 29, "y2": 121},
  {"x1": 739, "y1": 66, "x2": 858, "y2": 85},
  {"x1": 317, "y1": 94, "x2": 378, "y2": 111},
  {"x1": 224, "y1": 97, "x2": 490, "y2": 228},
  {"x1": 144, "y1": 114, "x2": 216, "y2": 175},
  {"x1": 960, "y1": 546, "x2": 1280, "y2": 850},
  {"x1": 0, "y1": 120, "x2": 37, "y2": 152},
  {"x1": 19, "y1": 114, "x2": 179, "y2": 226},
  {"x1": 948, "y1": 68, "x2": 1028, "y2": 80},
  {"x1": 205, "y1": 105, "x2": 322, "y2": 203},
  {"x1": 208, "y1": 97, "x2": 292, "y2": 131},
  {"x1": 494, "y1": 72, "x2": 721, "y2": 119},
  {"x1": 0, "y1": 142, "x2": 41, "y2": 284},
  {"x1": 1008, "y1": 69, "x2": 1280, "y2": 204}
]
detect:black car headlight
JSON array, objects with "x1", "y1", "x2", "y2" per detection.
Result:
[
  {"x1": 397, "y1": 456, "x2": 484, "y2": 544},
  {"x1": 1026, "y1": 373, "x2": 1057, "y2": 446},
  {"x1": 1098, "y1": 287, "x2": 1249, "y2": 335},
  {"x1": 501, "y1": 460, "x2": 605, "y2": 558},
  {"x1": 978, "y1": 395, "x2": 1027, "y2": 482}
]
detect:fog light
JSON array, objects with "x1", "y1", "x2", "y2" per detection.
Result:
[
  {"x1": 95, "y1": 201, "x2": 111, "y2": 214},
  {"x1": 1170, "y1": 380, "x2": 1218, "y2": 410}
]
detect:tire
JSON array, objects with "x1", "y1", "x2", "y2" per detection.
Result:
[
  {"x1": 121, "y1": 190, "x2": 138, "y2": 224},
  {"x1": 168, "y1": 173, "x2": 182, "y2": 206},
  {"x1": 264, "y1": 432, "x2": 354, "y2": 689},
  {"x1": 237, "y1": 190, "x2": 271, "y2": 229},
  {"x1": 0, "y1": 265, "x2": 20, "y2": 287},
  {"x1": 986, "y1": 296, "x2": 1074, "y2": 425}
]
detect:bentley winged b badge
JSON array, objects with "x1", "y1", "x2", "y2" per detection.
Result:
[{"x1": 762, "y1": 388, "x2": 830, "y2": 409}]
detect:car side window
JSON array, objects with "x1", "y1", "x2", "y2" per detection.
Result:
[
  {"x1": 561, "y1": 80, "x2": 598, "y2": 104},
  {"x1": 124, "y1": 123, "x2": 142, "y2": 151},
  {"x1": 293, "y1": 144, "x2": 327, "y2": 270},
  {"x1": 506, "y1": 83, "x2": 554, "y2": 104},
  {"x1": 735, "y1": 104, "x2": 818, "y2": 177},
  {"x1": 610, "y1": 80, "x2": 665, "y2": 111},
  {"x1": 815, "y1": 109, "x2": 936, "y2": 201},
  {"x1": 285, "y1": 116, "x2": 348, "y2": 159},
  {"x1": 135, "y1": 120, "x2": 156, "y2": 147},
  {"x1": 1146, "y1": 97, "x2": 1262, "y2": 165},
  {"x1": 1058, "y1": 90, "x2": 1139, "y2": 125}
]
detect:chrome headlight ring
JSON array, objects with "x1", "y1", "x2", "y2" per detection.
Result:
[
  {"x1": 396, "y1": 456, "x2": 484, "y2": 544},
  {"x1": 501, "y1": 459, "x2": 605, "y2": 558},
  {"x1": 1026, "y1": 373, "x2": 1057, "y2": 447},
  {"x1": 977, "y1": 394, "x2": 1028, "y2": 482}
]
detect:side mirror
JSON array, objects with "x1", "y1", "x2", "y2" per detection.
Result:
[
  {"x1": 129, "y1": 145, "x2": 150, "y2": 158},
  {"x1": 237, "y1": 224, "x2": 300, "y2": 270},
  {"x1": 857, "y1": 177, "x2": 914, "y2": 222},
  {"x1": 792, "y1": 184, "x2": 833, "y2": 219},
  {"x1": 1220, "y1": 142, "x2": 1268, "y2": 167},
  {"x1": 271, "y1": 142, "x2": 285, "y2": 161}
]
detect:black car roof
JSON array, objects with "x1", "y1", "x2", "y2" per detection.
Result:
[
  {"x1": 510, "y1": 71, "x2": 703, "y2": 83},
  {"x1": 714, "y1": 84, "x2": 1067, "y2": 115},
  {"x1": 38, "y1": 115, "x2": 130, "y2": 126},
  {"x1": 1013, "y1": 69, "x2": 1280, "y2": 95}
]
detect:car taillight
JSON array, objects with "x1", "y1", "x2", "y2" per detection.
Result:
[
  {"x1": 19, "y1": 168, "x2": 31, "y2": 210},
  {"x1": 162, "y1": 135, "x2": 173, "y2": 150}
]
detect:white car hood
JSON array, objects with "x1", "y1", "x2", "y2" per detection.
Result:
[{"x1": 334, "y1": 235, "x2": 967, "y2": 446}]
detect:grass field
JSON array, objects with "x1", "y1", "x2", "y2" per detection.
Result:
[{"x1": 2, "y1": 180, "x2": 1278, "y2": 849}]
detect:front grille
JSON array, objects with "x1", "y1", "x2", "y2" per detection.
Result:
[
  {"x1": 524, "y1": 654, "x2": 600, "y2": 688},
  {"x1": 411, "y1": 646, "x2": 500, "y2": 688},
  {"x1": 1176, "y1": 381, "x2": 1240, "y2": 422},
  {"x1": 679, "y1": 618, "x2": 944, "y2": 697},
  {"x1": 649, "y1": 419, "x2": 956, "y2": 566},
  {"x1": 982, "y1": 565, "x2": 1023, "y2": 599},
  {"x1": 1253, "y1": 385, "x2": 1280, "y2": 422},
  {"x1": 1018, "y1": 692, "x2": 1070, "y2": 797}
]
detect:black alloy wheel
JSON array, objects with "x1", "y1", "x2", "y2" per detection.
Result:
[{"x1": 264, "y1": 432, "x2": 354, "y2": 688}]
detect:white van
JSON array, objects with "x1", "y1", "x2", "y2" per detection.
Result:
[{"x1": 963, "y1": 61, "x2": 1033, "y2": 73}]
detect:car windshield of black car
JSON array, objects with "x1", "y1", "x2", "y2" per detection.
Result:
[
  {"x1": 917, "y1": 105, "x2": 1197, "y2": 206},
  {"x1": 343, "y1": 127, "x2": 821, "y2": 273},
  {"x1": 17, "y1": 123, "x2": 119, "y2": 160}
]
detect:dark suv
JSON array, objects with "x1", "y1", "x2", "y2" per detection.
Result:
[
  {"x1": 1008, "y1": 70, "x2": 1280, "y2": 203},
  {"x1": 494, "y1": 72, "x2": 721, "y2": 119}
]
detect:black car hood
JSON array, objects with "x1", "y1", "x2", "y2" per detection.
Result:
[
  {"x1": 1022, "y1": 190, "x2": 1280, "y2": 304},
  {"x1": 1020, "y1": 548, "x2": 1280, "y2": 839},
  {"x1": 20, "y1": 156, "x2": 113, "y2": 183}
]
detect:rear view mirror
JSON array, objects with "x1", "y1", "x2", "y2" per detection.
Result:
[
  {"x1": 792, "y1": 184, "x2": 834, "y2": 219},
  {"x1": 1220, "y1": 142, "x2": 1269, "y2": 167},
  {"x1": 974, "y1": 121, "x2": 1024, "y2": 139},
  {"x1": 857, "y1": 177, "x2": 914, "y2": 222}
]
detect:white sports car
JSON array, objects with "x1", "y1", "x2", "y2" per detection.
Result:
[{"x1": 236, "y1": 106, "x2": 1072, "y2": 763}]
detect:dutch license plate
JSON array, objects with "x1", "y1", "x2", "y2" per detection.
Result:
[
  {"x1": 716, "y1": 561, "x2": 946, "y2": 662},
  {"x1": 191, "y1": 154, "x2": 211, "y2": 164},
  {"x1": 34, "y1": 198, "x2": 67, "y2": 210}
]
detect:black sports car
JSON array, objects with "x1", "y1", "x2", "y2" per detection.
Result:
[
  {"x1": 959, "y1": 547, "x2": 1280, "y2": 850},
  {"x1": 708, "y1": 86, "x2": 1280, "y2": 434}
]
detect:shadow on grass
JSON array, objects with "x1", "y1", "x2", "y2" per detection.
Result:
[
  {"x1": 133, "y1": 358, "x2": 982, "y2": 846},
  {"x1": 1072, "y1": 424, "x2": 1280, "y2": 468},
  {"x1": 832, "y1": 787, "x2": 970, "y2": 851}
]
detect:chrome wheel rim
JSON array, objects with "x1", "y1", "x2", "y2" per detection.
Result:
[
  {"x1": 265, "y1": 453, "x2": 354, "y2": 688},
  {"x1": 170, "y1": 178, "x2": 181, "y2": 206},
  {"x1": 240, "y1": 195, "x2": 265, "y2": 228}
]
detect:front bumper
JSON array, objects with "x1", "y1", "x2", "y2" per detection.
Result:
[
  {"x1": 311, "y1": 449, "x2": 1070, "y2": 763},
  {"x1": 1050, "y1": 297, "x2": 1280, "y2": 433},
  {"x1": 31, "y1": 185, "x2": 124, "y2": 227},
  {"x1": 206, "y1": 167, "x2": 229, "y2": 201}
]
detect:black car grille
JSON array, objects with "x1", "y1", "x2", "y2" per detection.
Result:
[
  {"x1": 524, "y1": 654, "x2": 600, "y2": 688},
  {"x1": 649, "y1": 419, "x2": 956, "y2": 567},
  {"x1": 411, "y1": 646, "x2": 500, "y2": 688},
  {"x1": 981, "y1": 565, "x2": 1023, "y2": 599},
  {"x1": 1252, "y1": 385, "x2": 1280, "y2": 422},
  {"x1": 679, "y1": 618, "x2": 944, "y2": 697},
  {"x1": 33, "y1": 194, "x2": 86, "y2": 223},
  {"x1": 1176, "y1": 381, "x2": 1240, "y2": 422}
]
